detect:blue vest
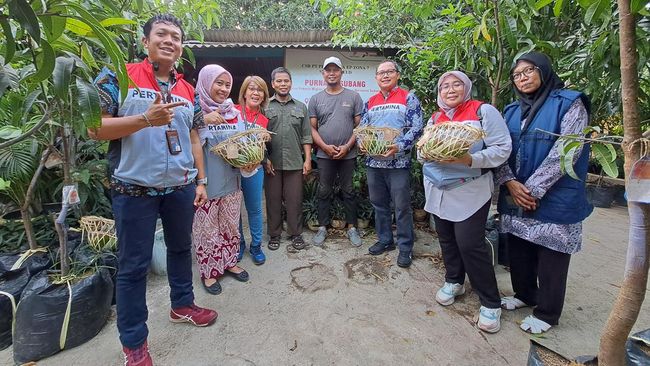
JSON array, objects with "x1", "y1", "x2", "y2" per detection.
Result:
[{"x1": 497, "y1": 90, "x2": 593, "y2": 224}]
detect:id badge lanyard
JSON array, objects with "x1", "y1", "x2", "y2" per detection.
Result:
[{"x1": 160, "y1": 78, "x2": 182, "y2": 155}]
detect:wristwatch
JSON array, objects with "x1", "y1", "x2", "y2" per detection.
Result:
[{"x1": 196, "y1": 177, "x2": 208, "y2": 186}]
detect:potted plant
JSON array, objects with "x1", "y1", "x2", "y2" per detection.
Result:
[
  {"x1": 357, "y1": 197, "x2": 373, "y2": 229},
  {"x1": 411, "y1": 190, "x2": 428, "y2": 222},
  {"x1": 302, "y1": 179, "x2": 320, "y2": 231},
  {"x1": 331, "y1": 199, "x2": 347, "y2": 229}
]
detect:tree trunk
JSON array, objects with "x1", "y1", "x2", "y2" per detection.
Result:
[
  {"x1": 491, "y1": 0, "x2": 504, "y2": 107},
  {"x1": 20, "y1": 147, "x2": 53, "y2": 250},
  {"x1": 599, "y1": 1, "x2": 649, "y2": 365},
  {"x1": 55, "y1": 126, "x2": 72, "y2": 276}
]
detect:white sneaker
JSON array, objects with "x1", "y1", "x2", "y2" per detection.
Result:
[
  {"x1": 501, "y1": 296, "x2": 528, "y2": 310},
  {"x1": 520, "y1": 315, "x2": 551, "y2": 334},
  {"x1": 477, "y1": 306, "x2": 501, "y2": 333},
  {"x1": 435, "y1": 282, "x2": 465, "y2": 306},
  {"x1": 313, "y1": 226, "x2": 327, "y2": 246}
]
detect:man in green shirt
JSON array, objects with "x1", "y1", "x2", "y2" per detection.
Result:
[{"x1": 264, "y1": 67, "x2": 313, "y2": 250}]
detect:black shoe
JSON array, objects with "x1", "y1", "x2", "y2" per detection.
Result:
[
  {"x1": 397, "y1": 251, "x2": 412, "y2": 268},
  {"x1": 368, "y1": 241, "x2": 396, "y2": 255},
  {"x1": 226, "y1": 268, "x2": 249, "y2": 282},
  {"x1": 203, "y1": 279, "x2": 222, "y2": 295}
]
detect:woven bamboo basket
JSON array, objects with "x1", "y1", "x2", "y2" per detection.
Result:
[
  {"x1": 210, "y1": 127, "x2": 272, "y2": 168},
  {"x1": 79, "y1": 216, "x2": 117, "y2": 252},
  {"x1": 354, "y1": 126, "x2": 400, "y2": 157},
  {"x1": 417, "y1": 122, "x2": 486, "y2": 161}
]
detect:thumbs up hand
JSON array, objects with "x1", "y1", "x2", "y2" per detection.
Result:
[{"x1": 144, "y1": 92, "x2": 187, "y2": 126}]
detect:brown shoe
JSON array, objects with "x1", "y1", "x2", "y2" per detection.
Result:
[{"x1": 291, "y1": 235, "x2": 306, "y2": 250}]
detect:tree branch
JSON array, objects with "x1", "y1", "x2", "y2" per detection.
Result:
[{"x1": 0, "y1": 107, "x2": 52, "y2": 150}]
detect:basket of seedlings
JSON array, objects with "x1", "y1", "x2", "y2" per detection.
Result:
[
  {"x1": 417, "y1": 122, "x2": 486, "y2": 161},
  {"x1": 210, "y1": 127, "x2": 272, "y2": 168},
  {"x1": 354, "y1": 126, "x2": 400, "y2": 157}
]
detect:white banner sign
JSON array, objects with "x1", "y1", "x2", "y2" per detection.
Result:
[{"x1": 285, "y1": 49, "x2": 384, "y2": 106}]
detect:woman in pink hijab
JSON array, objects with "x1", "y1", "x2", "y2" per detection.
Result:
[{"x1": 192, "y1": 64, "x2": 251, "y2": 295}]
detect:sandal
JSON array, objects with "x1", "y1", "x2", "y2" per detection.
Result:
[
  {"x1": 268, "y1": 236, "x2": 280, "y2": 251},
  {"x1": 226, "y1": 267, "x2": 249, "y2": 282},
  {"x1": 519, "y1": 315, "x2": 551, "y2": 334},
  {"x1": 501, "y1": 296, "x2": 529, "y2": 310},
  {"x1": 291, "y1": 235, "x2": 306, "y2": 250}
]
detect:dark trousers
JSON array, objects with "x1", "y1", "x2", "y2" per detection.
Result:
[
  {"x1": 367, "y1": 167, "x2": 414, "y2": 253},
  {"x1": 507, "y1": 234, "x2": 571, "y2": 325},
  {"x1": 316, "y1": 158, "x2": 357, "y2": 226},
  {"x1": 433, "y1": 200, "x2": 500, "y2": 308},
  {"x1": 265, "y1": 169, "x2": 304, "y2": 238},
  {"x1": 112, "y1": 185, "x2": 195, "y2": 349}
]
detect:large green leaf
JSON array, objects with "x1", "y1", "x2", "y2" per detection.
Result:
[
  {"x1": 53, "y1": 57, "x2": 75, "y2": 101},
  {"x1": 8, "y1": 0, "x2": 40, "y2": 43},
  {"x1": 0, "y1": 16, "x2": 16, "y2": 64},
  {"x1": 558, "y1": 140, "x2": 582, "y2": 180},
  {"x1": 99, "y1": 18, "x2": 137, "y2": 28},
  {"x1": 27, "y1": 39, "x2": 56, "y2": 84},
  {"x1": 591, "y1": 143, "x2": 619, "y2": 178},
  {"x1": 631, "y1": 0, "x2": 650, "y2": 13},
  {"x1": 65, "y1": 18, "x2": 93, "y2": 36},
  {"x1": 0, "y1": 64, "x2": 20, "y2": 98},
  {"x1": 534, "y1": 0, "x2": 555, "y2": 10},
  {"x1": 553, "y1": 0, "x2": 564, "y2": 17},
  {"x1": 65, "y1": 3, "x2": 128, "y2": 102},
  {"x1": 41, "y1": 15, "x2": 67, "y2": 42},
  {"x1": 75, "y1": 77, "x2": 101, "y2": 129},
  {"x1": 0, "y1": 126, "x2": 23, "y2": 140}
]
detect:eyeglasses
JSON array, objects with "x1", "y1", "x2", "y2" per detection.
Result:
[
  {"x1": 376, "y1": 69, "x2": 398, "y2": 77},
  {"x1": 511, "y1": 66, "x2": 539, "y2": 81},
  {"x1": 439, "y1": 81, "x2": 464, "y2": 93},
  {"x1": 247, "y1": 86, "x2": 264, "y2": 94}
]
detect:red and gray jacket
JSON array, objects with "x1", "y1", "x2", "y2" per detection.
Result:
[{"x1": 106, "y1": 60, "x2": 197, "y2": 188}]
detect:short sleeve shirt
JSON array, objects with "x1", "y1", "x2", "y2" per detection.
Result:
[{"x1": 308, "y1": 88, "x2": 363, "y2": 159}]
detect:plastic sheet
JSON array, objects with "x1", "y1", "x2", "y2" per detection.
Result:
[{"x1": 12, "y1": 269, "x2": 113, "y2": 364}]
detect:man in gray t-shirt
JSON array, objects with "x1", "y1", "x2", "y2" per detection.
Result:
[{"x1": 308, "y1": 56, "x2": 364, "y2": 247}]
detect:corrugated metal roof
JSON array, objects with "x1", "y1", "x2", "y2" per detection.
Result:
[
  {"x1": 185, "y1": 30, "x2": 401, "y2": 49},
  {"x1": 202, "y1": 30, "x2": 333, "y2": 43}
]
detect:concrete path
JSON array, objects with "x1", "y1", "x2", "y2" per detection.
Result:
[{"x1": 1, "y1": 205, "x2": 648, "y2": 365}]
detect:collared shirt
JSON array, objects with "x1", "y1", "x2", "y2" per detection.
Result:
[
  {"x1": 359, "y1": 87, "x2": 423, "y2": 169},
  {"x1": 94, "y1": 61, "x2": 204, "y2": 193},
  {"x1": 265, "y1": 95, "x2": 312, "y2": 171}
]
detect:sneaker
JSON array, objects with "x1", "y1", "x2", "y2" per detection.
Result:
[
  {"x1": 291, "y1": 235, "x2": 306, "y2": 250},
  {"x1": 250, "y1": 245, "x2": 266, "y2": 265},
  {"x1": 435, "y1": 282, "x2": 465, "y2": 306},
  {"x1": 169, "y1": 304, "x2": 218, "y2": 327},
  {"x1": 313, "y1": 226, "x2": 327, "y2": 246},
  {"x1": 519, "y1": 315, "x2": 552, "y2": 334},
  {"x1": 347, "y1": 227, "x2": 362, "y2": 247},
  {"x1": 396, "y1": 251, "x2": 412, "y2": 268},
  {"x1": 368, "y1": 241, "x2": 396, "y2": 255},
  {"x1": 123, "y1": 340, "x2": 153, "y2": 366},
  {"x1": 478, "y1": 306, "x2": 502, "y2": 333},
  {"x1": 501, "y1": 296, "x2": 529, "y2": 310}
]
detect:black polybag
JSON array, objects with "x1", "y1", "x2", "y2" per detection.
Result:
[
  {"x1": 0, "y1": 250, "x2": 51, "y2": 276},
  {"x1": 12, "y1": 268, "x2": 113, "y2": 364},
  {"x1": 0, "y1": 268, "x2": 30, "y2": 350},
  {"x1": 73, "y1": 244, "x2": 118, "y2": 304},
  {"x1": 527, "y1": 340, "x2": 597, "y2": 365},
  {"x1": 626, "y1": 329, "x2": 650, "y2": 366}
]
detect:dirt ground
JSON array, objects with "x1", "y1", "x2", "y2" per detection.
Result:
[{"x1": 1, "y1": 205, "x2": 648, "y2": 366}]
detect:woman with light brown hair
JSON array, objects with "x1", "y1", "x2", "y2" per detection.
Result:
[{"x1": 234, "y1": 76, "x2": 271, "y2": 265}]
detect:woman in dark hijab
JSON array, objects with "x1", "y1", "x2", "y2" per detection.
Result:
[{"x1": 495, "y1": 51, "x2": 593, "y2": 334}]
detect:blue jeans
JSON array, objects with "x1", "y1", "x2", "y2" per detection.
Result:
[
  {"x1": 112, "y1": 185, "x2": 195, "y2": 349},
  {"x1": 239, "y1": 169, "x2": 264, "y2": 248},
  {"x1": 367, "y1": 167, "x2": 414, "y2": 253}
]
